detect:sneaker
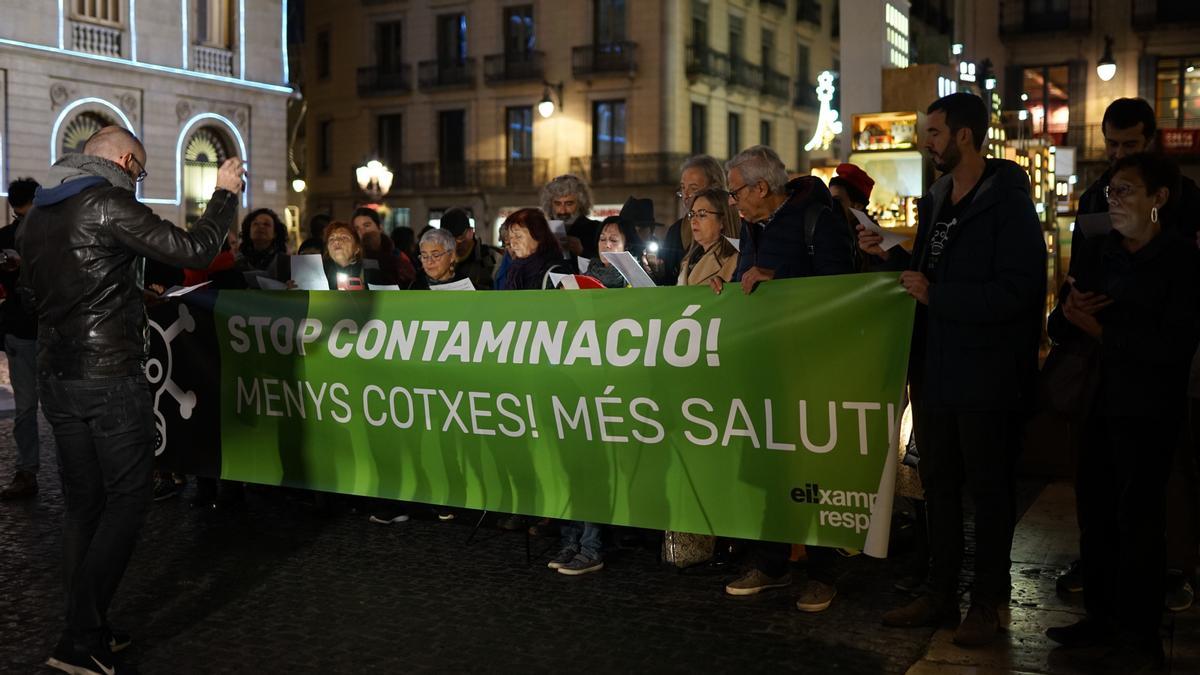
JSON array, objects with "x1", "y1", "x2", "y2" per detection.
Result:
[
  {"x1": 437, "y1": 511, "x2": 456, "y2": 521},
  {"x1": 46, "y1": 640, "x2": 128, "y2": 675},
  {"x1": 724, "y1": 569, "x2": 792, "y2": 596},
  {"x1": 547, "y1": 546, "x2": 579, "y2": 570},
  {"x1": 0, "y1": 470, "x2": 39, "y2": 500},
  {"x1": 1056, "y1": 559, "x2": 1084, "y2": 595},
  {"x1": 953, "y1": 603, "x2": 1000, "y2": 648},
  {"x1": 1046, "y1": 617, "x2": 1113, "y2": 648},
  {"x1": 557, "y1": 554, "x2": 604, "y2": 576},
  {"x1": 151, "y1": 475, "x2": 177, "y2": 502},
  {"x1": 1166, "y1": 572, "x2": 1194, "y2": 612},
  {"x1": 881, "y1": 593, "x2": 961, "y2": 628},
  {"x1": 795, "y1": 579, "x2": 837, "y2": 613},
  {"x1": 368, "y1": 511, "x2": 410, "y2": 525}
]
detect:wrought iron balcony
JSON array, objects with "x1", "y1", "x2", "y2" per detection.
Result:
[
  {"x1": 357, "y1": 65, "x2": 412, "y2": 96},
  {"x1": 417, "y1": 58, "x2": 477, "y2": 90},
  {"x1": 1132, "y1": 0, "x2": 1200, "y2": 29},
  {"x1": 572, "y1": 41, "x2": 638, "y2": 78},
  {"x1": 569, "y1": 153, "x2": 690, "y2": 186},
  {"x1": 761, "y1": 0, "x2": 787, "y2": 10},
  {"x1": 793, "y1": 82, "x2": 819, "y2": 110},
  {"x1": 391, "y1": 159, "x2": 549, "y2": 191},
  {"x1": 762, "y1": 69, "x2": 790, "y2": 101},
  {"x1": 483, "y1": 51, "x2": 546, "y2": 85},
  {"x1": 685, "y1": 43, "x2": 730, "y2": 82},
  {"x1": 728, "y1": 56, "x2": 763, "y2": 92},
  {"x1": 797, "y1": 0, "x2": 822, "y2": 26},
  {"x1": 998, "y1": 0, "x2": 1090, "y2": 35}
]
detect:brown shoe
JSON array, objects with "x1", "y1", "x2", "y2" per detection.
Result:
[
  {"x1": 881, "y1": 593, "x2": 960, "y2": 628},
  {"x1": 953, "y1": 603, "x2": 1000, "y2": 647},
  {"x1": 0, "y1": 471, "x2": 38, "y2": 500}
]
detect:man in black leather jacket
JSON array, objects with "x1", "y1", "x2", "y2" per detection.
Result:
[{"x1": 17, "y1": 126, "x2": 243, "y2": 675}]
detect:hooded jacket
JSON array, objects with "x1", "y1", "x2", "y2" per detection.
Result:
[
  {"x1": 733, "y1": 176, "x2": 855, "y2": 281},
  {"x1": 18, "y1": 153, "x2": 234, "y2": 379},
  {"x1": 900, "y1": 159, "x2": 1047, "y2": 411}
]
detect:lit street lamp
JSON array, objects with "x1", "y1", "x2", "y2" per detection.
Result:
[
  {"x1": 355, "y1": 160, "x2": 394, "y2": 200},
  {"x1": 538, "y1": 81, "x2": 564, "y2": 118},
  {"x1": 1096, "y1": 35, "x2": 1117, "y2": 82}
]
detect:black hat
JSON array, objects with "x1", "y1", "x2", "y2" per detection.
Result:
[
  {"x1": 618, "y1": 196, "x2": 659, "y2": 229},
  {"x1": 440, "y1": 208, "x2": 472, "y2": 237}
]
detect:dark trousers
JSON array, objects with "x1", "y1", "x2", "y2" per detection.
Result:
[
  {"x1": 1079, "y1": 413, "x2": 1178, "y2": 644},
  {"x1": 914, "y1": 407, "x2": 1018, "y2": 606},
  {"x1": 41, "y1": 375, "x2": 155, "y2": 647}
]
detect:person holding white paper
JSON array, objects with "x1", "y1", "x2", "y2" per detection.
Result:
[
  {"x1": 582, "y1": 217, "x2": 643, "y2": 288},
  {"x1": 291, "y1": 221, "x2": 395, "y2": 291},
  {"x1": 678, "y1": 188, "x2": 740, "y2": 287},
  {"x1": 499, "y1": 208, "x2": 570, "y2": 290},
  {"x1": 412, "y1": 228, "x2": 469, "y2": 290}
]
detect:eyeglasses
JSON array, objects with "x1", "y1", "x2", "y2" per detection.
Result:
[
  {"x1": 126, "y1": 154, "x2": 147, "y2": 183},
  {"x1": 727, "y1": 182, "x2": 753, "y2": 203},
  {"x1": 686, "y1": 209, "x2": 716, "y2": 220},
  {"x1": 419, "y1": 250, "x2": 451, "y2": 262},
  {"x1": 1105, "y1": 183, "x2": 1144, "y2": 203}
]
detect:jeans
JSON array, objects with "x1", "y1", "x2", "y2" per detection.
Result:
[
  {"x1": 5, "y1": 335, "x2": 40, "y2": 473},
  {"x1": 914, "y1": 407, "x2": 1019, "y2": 607},
  {"x1": 1079, "y1": 413, "x2": 1178, "y2": 645},
  {"x1": 560, "y1": 521, "x2": 603, "y2": 560},
  {"x1": 40, "y1": 374, "x2": 155, "y2": 646}
]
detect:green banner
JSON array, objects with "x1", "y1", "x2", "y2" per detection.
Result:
[{"x1": 214, "y1": 273, "x2": 914, "y2": 554}]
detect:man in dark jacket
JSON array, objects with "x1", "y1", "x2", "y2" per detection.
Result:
[
  {"x1": 860, "y1": 94, "x2": 1046, "y2": 646},
  {"x1": 540, "y1": 174, "x2": 601, "y2": 260},
  {"x1": 714, "y1": 145, "x2": 854, "y2": 614},
  {"x1": 18, "y1": 126, "x2": 242, "y2": 674},
  {"x1": 0, "y1": 177, "x2": 41, "y2": 500},
  {"x1": 441, "y1": 207, "x2": 501, "y2": 290},
  {"x1": 352, "y1": 206, "x2": 417, "y2": 287}
]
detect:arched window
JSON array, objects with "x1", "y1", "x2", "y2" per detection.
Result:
[
  {"x1": 60, "y1": 111, "x2": 117, "y2": 157},
  {"x1": 182, "y1": 126, "x2": 232, "y2": 228}
]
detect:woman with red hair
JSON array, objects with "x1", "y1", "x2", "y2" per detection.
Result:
[{"x1": 500, "y1": 208, "x2": 569, "y2": 290}]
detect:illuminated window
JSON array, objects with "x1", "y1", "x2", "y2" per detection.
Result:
[
  {"x1": 183, "y1": 127, "x2": 232, "y2": 229},
  {"x1": 60, "y1": 111, "x2": 116, "y2": 157},
  {"x1": 73, "y1": 0, "x2": 123, "y2": 26},
  {"x1": 194, "y1": 0, "x2": 233, "y2": 48}
]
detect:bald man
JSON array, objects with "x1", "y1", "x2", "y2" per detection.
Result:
[{"x1": 18, "y1": 125, "x2": 244, "y2": 675}]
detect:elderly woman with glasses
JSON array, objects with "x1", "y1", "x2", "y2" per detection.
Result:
[
  {"x1": 678, "y1": 187, "x2": 741, "y2": 286},
  {"x1": 1045, "y1": 152, "x2": 1200, "y2": 668},
  {"x1": 308, "y1": 221, "x2": 397, "y2": 290},
  {"x1": 413, "y1": 228, "x2": 467, "y2": 289}
]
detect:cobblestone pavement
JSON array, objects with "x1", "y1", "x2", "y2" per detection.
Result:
[{"x1": 1, "y1": 406, "x2": 1196, "y2": 674}]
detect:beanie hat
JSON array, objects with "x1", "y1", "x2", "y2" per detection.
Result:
[{"x1": 829, "y1": 163, "x2": 875, "y2": 206}]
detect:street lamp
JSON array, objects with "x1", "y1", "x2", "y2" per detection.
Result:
[
  {"x1": 291, "y1": 178, "x2": 306, "y2": 193},
  {"x1": 355, "y1": 159, "x2": 393, "y2": 200},
  {"x1": 538, "y1": 80, "x2": 564, "y2": 118},
  {"x1": 1096, "y1": 35, "x2": 1117, "y2": 82}
]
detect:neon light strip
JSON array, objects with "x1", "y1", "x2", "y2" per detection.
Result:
[
  {"x1": 181, "y1": 0, "x2": 189, "y2": 68},
  {"x1": 130, "y1": 0, "x2": 138, "y2": 61},
  {"x1": 239, "y1": 0, "x2": 246, "y2": 79},
  {"x1": 176, "y1": 112, "x2": 250, "y2": 208},
  {"x1": 50, "y1": 97, "x2": 137, "y2": 165},
  {"x1": 0, "y1": 38, "x2": 293, "y2": 93},
  {"x1": 58, "y1": 0, "x2": 65, "y2": 49},
  {"x1": 0, "y1": 134, "x2": 6, "y2": 197},
  {"x1": 282, "y1": 0, "x2": 289, "y2": 83}
]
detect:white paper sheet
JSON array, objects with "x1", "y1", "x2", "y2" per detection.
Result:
[
  {"x1": 162, "y1": 281, "x2": 211, "y2": 297},
  {"x1": 724, "y1": 236, "x2": 741, "y2": 252},
  {"x1": 367, "y1": 283, "x2": 400, "y2": 291},
  {"x1": 601, "y1": 251, "x2": 657, "y2": 288},
  {"x1": 428, "y1": 277, "x2": 475, "y2": 291},
  {"x1": 850, "y1": 209, "x2": 908, "y2": 251},
  {"x1": 548, "y1": 219, "x2": 567, "y2": 237},
  {"x1": 577, "y1": 256, "x2": 591, "y2": 274},
  {"x1": 291, "y1": 254, "x2": 330, "y2": 290},
  {"x1": 548, "y1": 272, "x2": 576, "y2": 289},
  {"x1": 257, "y1": 277, "x2": 287, "y2": 290}
]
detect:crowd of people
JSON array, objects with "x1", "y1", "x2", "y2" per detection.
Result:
[{"x1": 2, "y1": 90, "x2": 1199, "y2": 674}]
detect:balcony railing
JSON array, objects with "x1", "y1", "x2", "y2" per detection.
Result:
[
  {"x1": 729, "y1": 56, "x2": 763, "y2": 91},
  {"x1": 762, "y1": 69, "x2": 790, "y2": 101},
  {"x1": 391, "y1": 159, "x2": 549, "y2": 191},
  {"x1": 572, "y1": 41, "x2": 638, "y2": 78},
  {"x1": 193, "y1": 44, "x2": 235, "y2": 76},
  {"x1": 357, "y1": 65, "x2": 412, "y2": 96},
  {"x1": 569, "y1": 153, "x2": 690, "y2": 186},
  {"x1": 417, "y1": 58, "x2": 477, "y2": 90},
  {"x1": 761, "y1": 0, "x2": 787, "y2": 10},
  {"x1": 71, "y1": 20, "x2": 122, "y2": 57},
  {"x1": 483, "y1": 51, "x2": 546, "y2": 84},
  {"x1": 686, "y1": 43, "x2": 730, "y2": 82},
  {"x1": 1132, "y1": 0, "x2": 1200, "y2": 29},
  {"x1": 793, "y1": 81, "x2": 819, "y2": 110},
  {"x1": 999, "y1": 0, "x2": 1090, "y2": 35}
]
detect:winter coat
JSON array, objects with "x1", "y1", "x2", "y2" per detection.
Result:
[{"x1": 733, "y1": 176, "x2": 855, "y2": 282}]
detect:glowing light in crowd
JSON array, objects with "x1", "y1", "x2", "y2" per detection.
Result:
[{"x1": 804, "y1": 71, "x2": 843, "y2": 153}]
